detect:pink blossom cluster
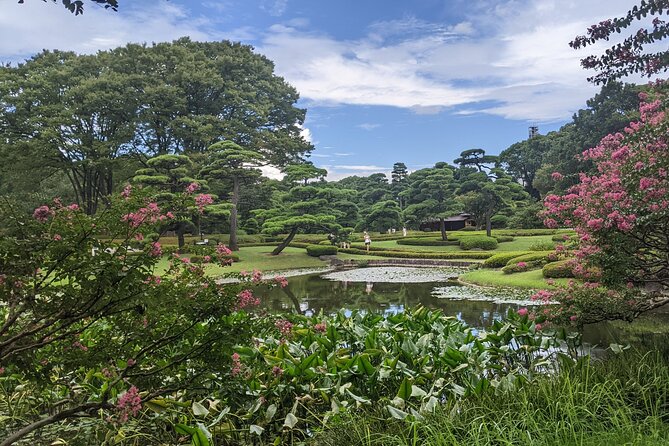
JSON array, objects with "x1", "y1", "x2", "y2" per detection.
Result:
[
  {"x1": 121, "y1": 184, "x2": 132, "y2": 200},
  {"x1": 313, "y1": 322, "x2": 327, "y2": 333},
  {"x1": 121, "y1": 202, "x2": 169, "y2": 228},
  {"x1": 185, "y1": 182, "x2": 200, "y2": 194},
  {"x1": 273, "y1": 276, "x2": 289, "y2": 288},
  {"x1": 275, "y1": 319, "x2": 293, "y2": 336},
  {"x1": 33, "y1": 205, "x2": 54, "y2": 223},
  {"x1": 231, "y1": 353, "x2": 243, "y2": 377},
  {"x1": 516, "y1": 262, "x2": 527, "y2": 268},
  {"x1": 194, "y1": 193, "x2": 214, "y2": 213},
  {"x1": 149, "y1": 242, "x2": 162, "y2": 257},
  {"x1": 235, "y1": 289, "x2": 260, "y2": 310},
  {"x1": 116, "y1": 386, "x2": 142, "y2": 423},
  {"x1": 216, "y1": 243, "x2": 232, "y2": 256}
]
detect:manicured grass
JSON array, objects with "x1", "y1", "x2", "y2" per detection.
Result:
[
  {"x1": 155, "y1": 246, "x2": 329, "y2": 275},
  {"x1": 460, "y1": 268, "x2": 568, "y2": 289},
  {"x1": 315, "y1": 350, "x2": 669, "y2": 446}
]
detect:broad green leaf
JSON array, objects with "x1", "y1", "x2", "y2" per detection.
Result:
[{"x1": 397, "y1": 377, "x2": 412, "y2": 400}]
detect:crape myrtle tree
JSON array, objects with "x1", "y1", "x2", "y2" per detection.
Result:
[
  {"x1": 18, "y1": 0, "x2": 119, "y2": 15},
  {"x1": 540, "y1": 82, "x2": 669, "y2": 323},
  {"x1": 200, "y1": 141, "x2": 264, "y2": 251},
  {"x1": 258, "y1": 164, "x2": 341, "y2": 255},
  {"x1": 403, "y1": 163, "x2": 461, "y2": 240},
  {"x1": 0, "y1": 188, "x2": 286, "y2": 445},
  {"x1": 569, "y1": 0, "x2": 669, "y2": 84}
]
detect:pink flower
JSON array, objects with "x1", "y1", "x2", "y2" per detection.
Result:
[
  {"x1": 272, "y1": 365, "x2": 284, "y2": 377},
  {"x1": 216, "y1": 243, "x2": 232, "y2": 256},
  {"x1": 126, "y1": 358, "x2": 136, "y2": 367},
  {"x1": 194, "y1": 194, "x2": 214, "y2": 213},
  {"x1": 551, "y1": 171, "x2": 564, "y2": 181},
  {"x1": 149, "y1": 242, "x2": 162, "y2": 257},
  {"x1": 517, "y1": 308, "x2": 528, "y2": 316},
  {"x1": 203, "y1": 255, "x2": 212, "y2": 263},
  {"x1": 67, "y1": 203, "x2": 79, "y2": 211},
  {"x1": 274, "y1": 275, "x2": 288, "y2": 288},
  {"x1": 516, "y1": 261, "x2": 527, "y2": 268},
  {"x1": 116, "y1": 386, "x2": 142, "y2": 423},
  {"x1": 535, "y1": 323, "x2": 543, "y2": 331},
  {"x1": 120, "y1": 185, "x2": 132, "y2": 199},
  {"x1": 185, "y1": 182, "x2": 200, "y2": 194},
  {"x1": 53, "y1": 234, "x2": 62, "y2": 241},
  {"x1": 33, "y1": 205, "x2": 53, "y2": 223},
  {"x1": 236, "y1": 289, "x2": 260, "y2": 310},
  {"x1": 314, "y1": 322, "x2": 327, "y2": 333},
  {"x1": 275, "y1": 319, "x2": 293, "y2": 336},
  {"x1": 252, "y1": 269, "x2": 263, "y2": 283},
  {"x1": 231, "y1": 353, "x2": 243, "y2": 377}
]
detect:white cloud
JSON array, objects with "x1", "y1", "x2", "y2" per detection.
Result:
[
  {"x1": 310, "y1": 153, "x2": 331, "y2": 158},
  {"x1": 260, "y1": 165, "x2": 284, "y2": 180},
  {"x1": 333, "y1": 152, "x2": 353, "y2": 157},
  {"x1": 357, "y1": 123, "x2": 381, "y2": 130},
  {"x1": 257, "y1": 0, "x2": 644, "y2": 121},
  {"x1": 299, "y1": 124, "x2": 313, "y2": 143}
]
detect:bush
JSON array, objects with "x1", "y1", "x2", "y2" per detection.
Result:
[
  {"x1": 552, "y1": 233, "x2": 576, "y2": 242},
  {"x1": 319, "y1": 240, "x2": 333, "y2": 245},
  {"x1": 396, "y1": 237, "x2": 459, "y2": 246},
  {"x1": 505, "y1": 251, "x2": 555, "y2": 267},
  {"x1": 529, "y1": 241, "x2": 556, "y2": 251},
  {"x1": 461, "y1": 226, "x2": 477, "y2": 231},
  {"x1": 482, "y1": 251, "x2": 533, "y2": 268},
  {"x1": 459, "y1": 236, "x2": 498, "y2": 250},
  {"x1": 338, "y1": 247, "x2": 494, "y2": 259},
  {"x1": 542, "y1": 259, "x2": 576, "y2": 278},
  {"x1": 502, "y1": 261, "x2": 532, "y2": 274},
  {"x1": 306, "y1": 244, "x2": 338, "y2": 257},
  {"x1": 494, "y1": 235, "x2": 514, "y2": 243}
]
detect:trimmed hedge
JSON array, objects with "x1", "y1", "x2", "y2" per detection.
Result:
[
  {"x1": 338, "y1": 248, "x2": 494, "y2": 260},
  {"x1": 306, "y1": 244, "x2": 338, "y2": 257},
  {"x1": 396, "y1": 237, "x2": 460, "y2": 246},
  {"x1": 502, "y1": 261, "x2": 532, "y2": 274},
  {"x1": 542, "y1": 259, "x2": 575, "y2": 278},
  {"x1": 505, "y1": 251, "x2": 555, "y2": 266},
  {"x1": 482, "y1": 251, "x2": 533, "y2": 268},
  {"x1": 493, "y1": 235, "x2": 514, "y2": 243},
  {"x1": 529, "y1": 241, "x2": 556, "y2": 251},
  {"x1": 459, "y1": 236, "x2": 498, "y2": 250}
]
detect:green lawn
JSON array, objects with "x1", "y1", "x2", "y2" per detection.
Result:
[
  {"x1": 155, "y1": 246, "x2": 329, "y2": 275},
  {"x1": 460, "y1": 268, "x2": 569, "y2": 289}
]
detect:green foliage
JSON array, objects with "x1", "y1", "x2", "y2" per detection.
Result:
[
  {"x1": 315, "y1": 350, "x2": 669, "y2": 446},
  {"x1": 339, "y1": 248, "x2": 494, "y2": 260},
  {"x1": 306, "y1": 244, "x2": 338, "y2": 257},
  {"x1": 459, "y1": 236, "x2": 498, "y2": 250},
  {"x1": 505, "y1": 251, "x2": 555, "y2": 266},
  {"x1": 502, "y1": 262, "x2": 533, "y2": 274},
  {"x1": 483, "y1": 251, "x2": 533, "y2": 268},
  {"x1": 396, "y1": 237, "x2": 460, "y2": 246},
  {"x1": 528, "y1": 241, "x2": 556, "y2": 251},
  {"x1": 493, "y1": 235, "x2": 514, "y2": 243},
  {"x1": 542, "y1": 260, "x2": 576, "y2": 278},
  {"x1": 365, "y1": 200, "x2": 402, "y2": 232}
]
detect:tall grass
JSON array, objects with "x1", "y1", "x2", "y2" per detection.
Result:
[{"x1": 314, "y1": 350, "x2": 669, "y2": 446}]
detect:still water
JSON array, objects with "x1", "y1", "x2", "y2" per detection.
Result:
[{"x1": 257, "y1": 267, "x2": 669, "y2": 349}]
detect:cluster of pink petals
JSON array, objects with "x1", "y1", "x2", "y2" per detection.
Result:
[
  {"x1": 235, "y1": 289, "x2": 260, "y2": 310},
  {"x1": 185, "y1": 182, "x2": 200, "y2": 194},
  {"x1": 33, "y1": 205, "x2": 54, "y2": 223},
  {"x1": 194, "y1": 194, "x2": 214, "y2": 213},
  {"x1": 116, "y1": 386, "x2": 142, "y2": 423},
  {"x1": 121, "y1": 202, "x2": 171, "y2": 228},
  {"x1": 275, "y1": 319, "x2": 293, "y2": 336},
  {"x1": 231, "y1": 353, "x2": 243, "y2": 377}
]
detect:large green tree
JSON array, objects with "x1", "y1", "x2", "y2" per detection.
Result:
[
  {"x1": 200, "y1": 141, "x2": 264, "y2": 251},
  {"x1": 403, "y1": 163, "x2": 461, "y2": 240}
]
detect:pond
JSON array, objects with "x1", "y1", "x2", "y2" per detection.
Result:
[{"x1": 257, "y1": 267, "x2": 669, "y2": 349}]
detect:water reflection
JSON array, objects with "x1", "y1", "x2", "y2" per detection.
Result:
[
  {"x1": 258, "y1": 272, "x2": 522, "y2": 327},
  {"x1": 256, "y1": 271, "x2": 669, "y2": 349}
]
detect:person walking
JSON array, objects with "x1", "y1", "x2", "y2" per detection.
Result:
[{"x1": 364, "y1": 231, "x2": 371, "y2": 252}]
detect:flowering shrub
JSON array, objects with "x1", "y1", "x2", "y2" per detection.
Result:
[{"x1": 541, "y1": 82, "x2": 669, "y2": 322}]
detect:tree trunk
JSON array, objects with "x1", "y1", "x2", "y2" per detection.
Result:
[
  {"x1": 272, "y1": 227, "x2": 298, "y2": 256},
  {"x1": 440, "y1": 217, "x2": 447, "y2": 241},
  {"x1": 486, "y1": 213, "x2": 492, "y2": 237},
  {"x1": 177, "y1": 225, "x2": 185, "y2": 251},
  {"x1": 229, "y1": 177, "x2": 240, "y2": 251}
]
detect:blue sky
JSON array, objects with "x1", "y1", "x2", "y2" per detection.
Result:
[{"x1": 1, "y1": 0, "x2": 638, "y2": 179}]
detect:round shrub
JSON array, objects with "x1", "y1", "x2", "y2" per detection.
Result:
[
  {"x1": 397, "y1": 237, "x2": 459, "y2": 246},
  {"x1": 482, "y1": 251, "x2": 533, "y2": 268},
  {"x1": 502, "y1": 261, "x2": 531, "y2": 274},
  {"x1": 460, "y1": 226, "x2": 477, "y2": 231},
  {"x1": 490, "y1": 214, "x2": 508, "y2": 229},
  {"x1": 306, "y1": 244, "x2": 338, "y2": 257},
  {"x1": 319, "y1": 240, "x2": 333, "y2": 245},
  {"x1": 459, "y1": 236, "x2": 498, "y2": 250},
  {"x1": 505, "y1": 251, "x2": 555, "y2": 267},
  {"x1": 542, "y1": 259, "x2": 575, "y2": 278}
]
